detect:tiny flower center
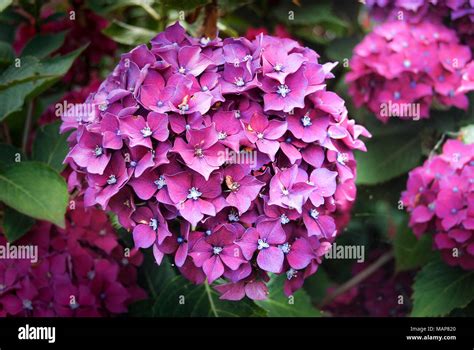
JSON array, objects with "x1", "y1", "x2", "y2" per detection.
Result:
[
  {"x1": 301, "y1": 114, "x2": 312, "y2": 127},
  {"x1": 257, "y1": 238, "x2": 270, "y2": 250},
  {"x1": 94, "y1": 145, "x2": 103, "y2": 157},
  {"x1": 337, "y1": 152, "x2": 348, "y2": 165},
  {"x1": 281, "y1": 187, "x2": 290, "y2": 196},
  {"x1": 98, "y1": 102, "x2": 108, "y2": 111},
  {"x1": 187, "y1": 187, "x2": 202, "y2": 200},
  {"x1": 213, "y1": 246, "x2": 223, "y2": 255},
  {"x1": 279, "y1": 242, "x2": 291, "y2": 254},
  {"x1": 141, "y1": 126, "x2": 153, "y2": 138},
  {"x1": 154, "y1": 175, "x2": 166, "y2": 189},
  {"x1": 286, "y1": 268, "x2": 297, "y2": 280},
  {"x1": 277, "y1": 84, "x2": 291, "y2": 97},
  {"x1": 218, "y1": 131, "x2": 227, "y2": 140},
  {"x1": 149, "y1": 218, "x2": 158, "y2": 231},
  {"x1": 228, "y1": 209, "x2": 240, "y2": 222},
  {"x1": 205, "y1": 230, "x2": 212, "y2": 236},
  {"x1": 234, "y1": 77, "x2": 245, "y2": 87},
  {"x1": 226, "y1": 176, "x2": 240, "y2": 192},
  {"x1": 194, "y1": 147, "x2": 204, "y2": 158},
  {"x1": 310, "y1": 208, "x2": 319, "y2": 219},
  {"x1": 280, "y1": 214, "x2": 290, "y2": 225},
  {"x1": 257, "y1": 132, "x2": 264, "y2": 139},
  {"x1": 178, "y1": 66, "x2": 186, "y2": 74},
  {"x1": 107, "y1": 175, "x2": 117, "y2": 185},
  {"x1": 177, "y1": 236, "x2": 185, "y2": 244},
  {"x1": 200, "y1": 37, "x2": 211, "y2": 45},
  {"x1": 23, "y1": 299, "x2": 33, "y2": 310},
  {"x1": 273, "y1": 63, "x2": 283, "y2": 72}
]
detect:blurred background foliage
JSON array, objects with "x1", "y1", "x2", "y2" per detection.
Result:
[{"x1": 0, "y1": 0, "x2": 473, "y2": 317}]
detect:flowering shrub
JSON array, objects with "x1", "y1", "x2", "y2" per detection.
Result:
[
  {"x1": 401, "y1": 139, "x2": 474, "y2": 270},
  {"x1": 347, "y1": 20, "x2": 473, "y2": 122},
  {"x1": 365, "y1": 0, "x2": 474, "y2": 48},
  {"x1": 61, "y1": 22, "x2": 369, "y2": 300},
  {"x1": 0, "y1": 201, "x2": 145, "y2": 317}
]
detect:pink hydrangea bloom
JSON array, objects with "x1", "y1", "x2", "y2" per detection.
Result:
[
  {"x1": 347, "y1": 20, "x2": 473, "y2": 122},
  {"x1": 401, "y1": 139, "x2": 474, "y2": 270},
  {"x1": 365, "y1": 0, "x2": 474, "y2": 48},
  {"x1": 61, "y1": 22, "x2": 369, "y2": 300},
  {"x1": 0, "y1": 201, "x2": 146, "y2": 317}
]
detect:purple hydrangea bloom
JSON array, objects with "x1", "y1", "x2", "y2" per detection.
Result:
[
  {"x1": 60, "y1": 22, "x2": 369, "y2": 300},
  {"x1": 347, "y1": 20, "x2": 474, "y2": 122},
  {"x1": 402, "y1": 139, "x2": 474, "y2": 270}
]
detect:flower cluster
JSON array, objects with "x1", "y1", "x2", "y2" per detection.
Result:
[
  {"x1": 401, "y1": 139, "x2": 474, "y2": 270},
  {"x1": 0, "y1": 201, "x2": 146, "y2": 317},
  {"x1": 323, "y1": 250, "x2": 414, "y2": 317},
  {"x1": 61, "y1": 22, "x2": 369, "y2": 300},
  {"x1": 347, "y1": 20, "x2": 473, "y2": 122},
  {"x1": 365, "y1": 0, "x2": 474, "y2": 48}
]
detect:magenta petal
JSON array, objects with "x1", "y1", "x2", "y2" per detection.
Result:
[
  {"x1": 257, "y1": 247, "x2": 284, "y2": 273},
  {"x1": 132, "y1": 224, "x2": 156, "y2": 249},
  {"x1": 203, "y1": 256, "x2": 225, "y2": 283}
]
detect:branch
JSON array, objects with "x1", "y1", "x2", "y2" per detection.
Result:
[
  {"x1": 320, "y1": 250, "x2": 395, "y2": 307},
  {"x1": 200, "y1": 0, "x2": 219, "y2": 39}
]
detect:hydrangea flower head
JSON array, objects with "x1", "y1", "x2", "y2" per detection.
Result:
[
  {"x1": 401, "y1": 139, "x2": 474, "y2": 270},
  {"x1": 365, "y1": 0, "x2": 474, "y2": 48},
  {"x1": 347, "y1": 20, "x2": 474, "y2": 122},
  {"x1": 61, "y1": 22, "x2": 369, "y2": 300},
  {"x1": 0, "y1": 201, "x2": 145, "y2": 317}
]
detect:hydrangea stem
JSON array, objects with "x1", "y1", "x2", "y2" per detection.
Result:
[
  {"x1": 320, "y1": 250, "x2": 394, "y2": 307},
  {"x1": 21, "y1": 100, "x2": 34, "y2": 154}
]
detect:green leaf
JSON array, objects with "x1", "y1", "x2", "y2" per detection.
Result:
[
  {"x1": 0, "y1": 41, "x2": 14, "y2": 66},
  {"x1": 393, "y1": 223, "x2": 437, "y2": 272},
  {"x1": 162, "y1": 0, "x2": 210, "y2": 11},
  {"x1": 103, "y1": 20, "x2": 155, "y2": 46},
  {"x1": 2, "y1": 206, "x2": 35, "y2": 242},
  {"x1": 325, "y1": 36, "x2": 360, "y2": 62},
  {"x1": 255, "y1": 274, "x2": 321, "y2": 317},
  {"x1": 460, "y1": 124, "x2": 474, "y2": 145},
  {"x1": 32, "y1": 122, "x2": 70, "y2": 172},
  {"x1": 303, "y1": 268, "x2": 332, "y2": 305},
  {"x1": 0, "y1": 161, "x2": 68, "y2": 227},
  {"x1": 0, "y1": 143, "x2": 22, "y2": 170},
  {"x1": 0, "y1": 56, "x2": 43, "y2": 89},
  {"x1": 355, "y1": 133, "x2": 423, "y2": 185},
  {"x1": 0, "y1": 47, "x2": 85, "y2": 121},
  {"x1": 0, "y1": 0, "x2": 12, "y2": 13},
  {"x1": 88, "y1": 0, "x2": 161, "y2": 19},
  {"x1": 153, "y1": 276, "x2": 266, "y2": 317},
  {"x1": 273, "y1": 1, "x2": 347, "y2": 27},
  {"x1": 411, "y1": 260, "x2": 474, "y2": 317},
  {"x1": 21, "y1": 32, "x2": 67, "y2": 59}
]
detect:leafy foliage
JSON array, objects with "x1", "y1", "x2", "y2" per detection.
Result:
[
  {"x1": 412, "y1": 260, "x2": 474, "y2": 317},
  {"x1": 255, "y1": 275, "x2": 321, "y2": 317},
  {"x1": 0, "y1": 162, "x2": 68, "y2": 227}
]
